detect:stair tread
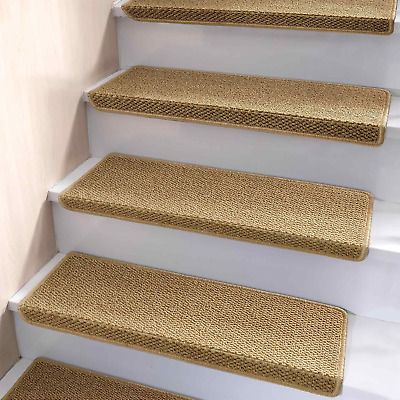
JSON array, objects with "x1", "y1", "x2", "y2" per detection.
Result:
[
  {"x1": 3, "y1": 358, "x2": 188, "y2": 399},
  {"x1": 89, "y1": 66, "x2": 390, "y2": 145},
  {"x1": 121, "y1": 0, "x2": 398, "y2": 34},
  {"x1": 59, "y1": 153, "x2": 372, "y2": 261},
  {"x1": 19, "y1": 253, "x2": 347, "y2": 397}
]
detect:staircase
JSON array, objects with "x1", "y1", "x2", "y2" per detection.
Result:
[{"x1": 2, "y1": 0, "x2": 400, "y2": 399}]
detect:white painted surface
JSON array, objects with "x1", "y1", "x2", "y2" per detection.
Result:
[
  {"x1": 8, "y1": 260, "x2": 400, "y2": 400},
  {"x1": 48, "y1": 158, "x2": 100, "y2": 203},
  {"x1": 113, "y1": 0, "x2": 127, "y2": 12},
  {"x1": 87, "y1": 96, "x2": 400, "y2": 202},
  {"x1": 113, "y1": 3, "x2": 128, "y2": 17},
  {"x1": 115, "y1": 14, "x2": 400, "y2": 93},
  {"x1": 0, "y1": 358, "x2": 32, "y2": 398},
  {"x1": 8, "y1": 254, "x2": 66, "y2": 312}
]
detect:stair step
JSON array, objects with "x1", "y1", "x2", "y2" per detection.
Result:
[
  {"x1": 85, "y1": 99, "x2": 400, "y2": 203},
  {"x1": 3, "y1": 358, "x2": 188, "y2": 399},
  {"x1": 18, "y1": 252, "x2": 347, "y2": 397},
  {"x1": 58, "y1": 153, "x2": 372, "y2": 261},
  {"x1": 84, "y1": 76, "x2": 400, "y2": 204},
  {"x1": 121, "y1": 0, "x2": 398, "y2": 35},
  {"x1": 49, "y1": 158, "x2": 400, "y2": 322},
  {"x1": 10, "y1": 254, "x2": 400, "y2": 399},
  {"x1": 114, "y1": 14, "x2": 400, "y2": 94},
  {"x1": 88, "y1": 67, "x2": 390, "y2": 146}
]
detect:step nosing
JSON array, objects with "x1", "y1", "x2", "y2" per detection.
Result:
[
  {"x1": 58, "y1": 194, "x2": 368, "y2": 251},
  {"x1": 20, "y1": 296, "x2": 347, "y2": 367},
  {"x1": 121, "y1": 0, "x2": 397, "y2": 34},
  {"x1": 21, "y1": 303, "x2": 338, "y2": 374},
  {"x1": 88, "y1": 67, "x2": 390, "y2": 146},
  {"x1": 90, "y1": 91, "x2": 383, "y2": 127},
  {"x1": 19, "y1": 252, "x2": 347, "y2": 397},
  {"x1": 3, "y1": 358, "x2": 190, "y2": 399},
  {"x1": 58, "y1": 153, "x2": 373, "y2": 261}
]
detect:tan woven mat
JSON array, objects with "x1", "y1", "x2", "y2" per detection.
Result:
[
  {"x1": 19, "y1": 253, "x2": 348, "y2": 396},
  {"x1": 3, "y1": 358, "x2": 189, "y2": 399},
  {"x1": 59, "y1": 154, "x2": 373, "y2": 260},
  {"x1": 122, "y1": 0, "x2": 398, "y2": 35},
  {"x1": 89, "y1": 67, "x2": 390, "y2": 145}
]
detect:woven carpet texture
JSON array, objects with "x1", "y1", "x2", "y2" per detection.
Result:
[
  {"x1": 122, "y1": 0, "x2": 398, "y2": 34},
  {"x1": 59, "y1": 153, "x2": 373, "y2": 261},
  {"x1": 3, "y1": 358, "x2": 189, "y2": 399},
  {"x1": 89, "y1": 67, "x2": 391, "y2": 146},
  {"x1": 18, "y1": 253, "x2": 348, "y2": 396}
]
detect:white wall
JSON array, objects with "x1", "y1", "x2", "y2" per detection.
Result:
[{"x1": 0, "y1": 0, "x2": 119, "y2": 377}]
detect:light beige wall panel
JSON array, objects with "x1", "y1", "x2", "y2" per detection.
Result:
[{"x1": 0, "y1": 0, "x2": 119, "y2": 377}]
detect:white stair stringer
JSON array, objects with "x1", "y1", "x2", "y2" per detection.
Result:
[
  {"x1": 7, "y1": 253, "x2": 400, "y2": 400},
  {"x1": 85, "y1": 86, "x2": 400, "y2": 204},
  {"x1": 0, "y1": 359, "x2": 33, "y2": 399},
  {"x1": 48, "y1": 158, "x2": 400, "y2": 323},
  {"x1": 113, "y1": 5, "x2": 400, "y2": 93}
]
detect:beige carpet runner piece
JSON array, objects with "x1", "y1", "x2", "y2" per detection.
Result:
[
  {"x1": 59, "y1": 154, "x2": 373, "y2": 261},
  {"x1": 19, "y1": 253, "x2": 348, "y2": 397},
  {"x1": 3, "y1": 358, "x2": 189, "y2": 399},
  {"x1": 122, "y1": 0, "x2": 398, "y2": 35},
  {"x1": 89, "y1": 67, "x2": 391, "y2": 146}
]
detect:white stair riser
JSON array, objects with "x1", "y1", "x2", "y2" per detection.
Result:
[
  {"x1": 116, "y1": 17, "x2": 400, "y2": 93},
  {"x1": 14, "y1": 313, "x2": 395, "y2": 400},
  {"x1": 51, "y1": 202, "x2": 400, "y2": 323},
  {"x1": 87, "y1": 105, "x2": 400, "y2": 203}
]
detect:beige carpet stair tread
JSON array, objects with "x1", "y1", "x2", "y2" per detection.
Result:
[
  {"x1": 122, "y1": 0, "x2": 398, "y2": 34},
  {"x1": 59, "y1": 154, "x2": 373, "y2": 261},
  {"x1": 89, "y1": 66, "x2": 390, "y2": 146},
  {"x1": 19, "y1": 253, "x2": 348, "y2": 397},
  {"x1": 3, "y1": 358, "x2": 189, "y2": 399}
]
